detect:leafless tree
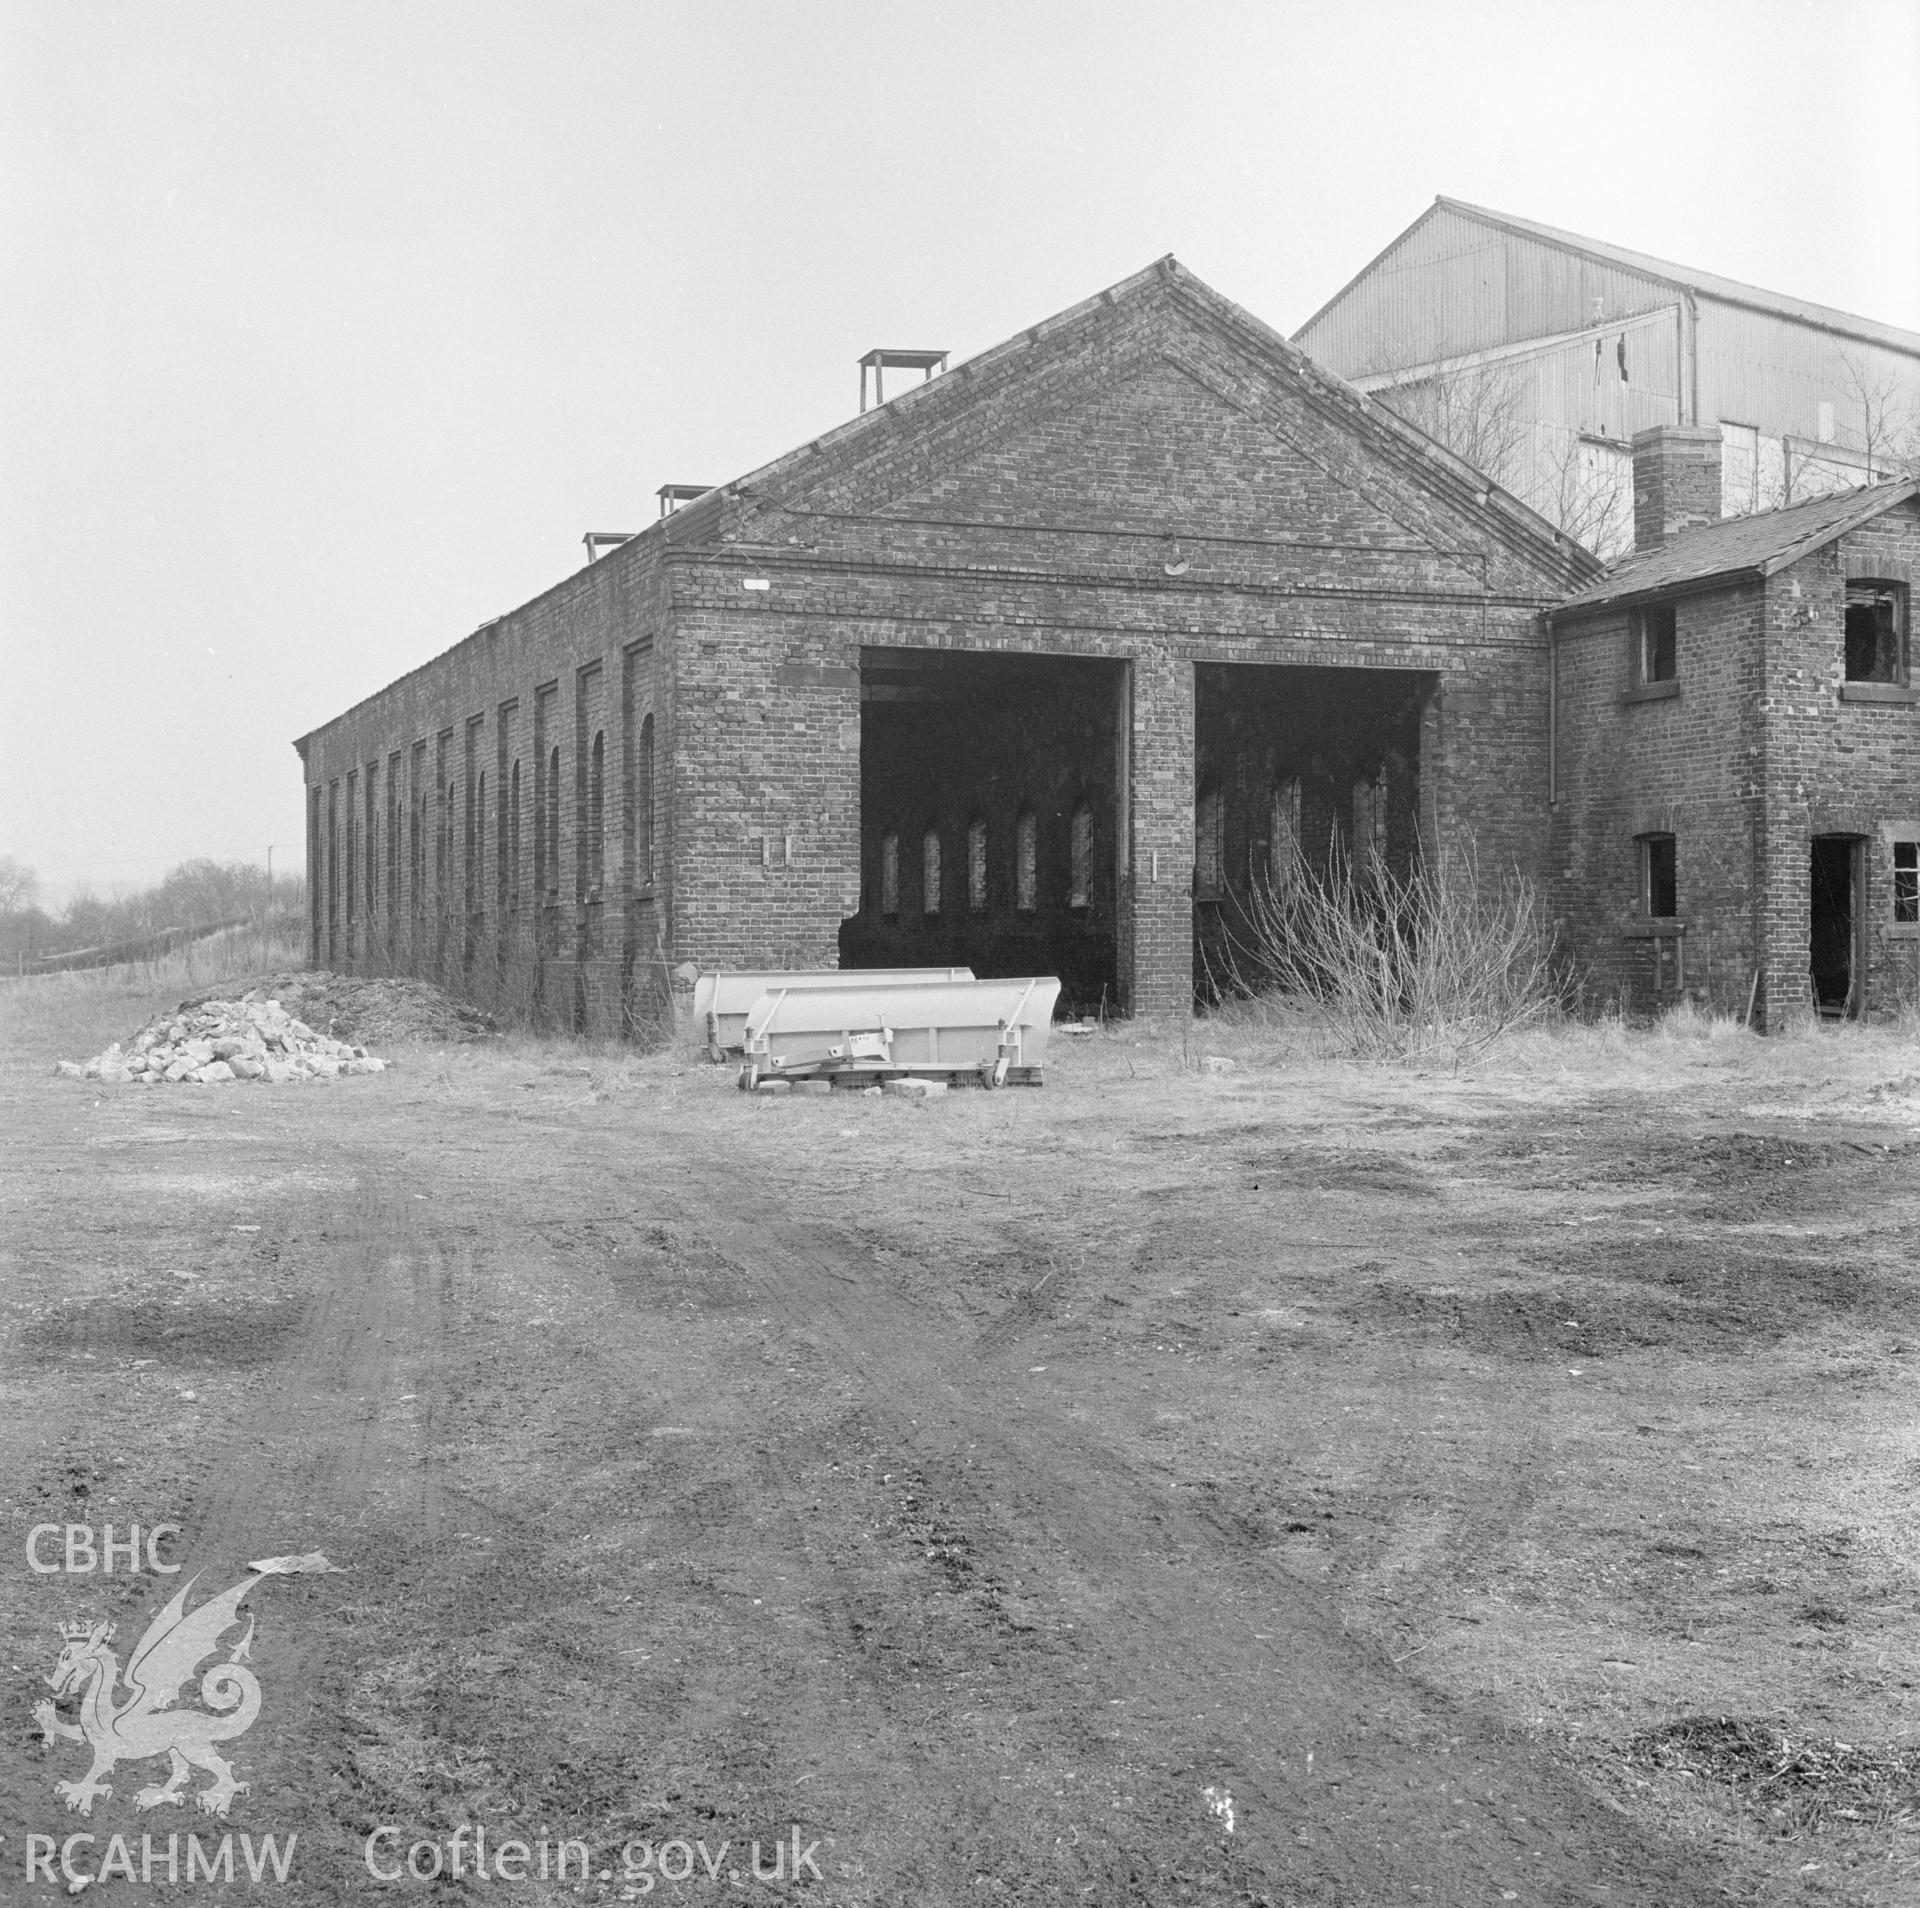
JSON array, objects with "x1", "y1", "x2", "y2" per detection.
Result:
[
  {"x1": 1366, "y1": 355, "x2": 1533, "y2": 498},
  {"x1": 1539, "y1": 431, "x2": 1634, "y2": 561},
  {"x1": 0, "y1": 854, "x2": 38, "y2": 914},
  {"x1": 1837, "y1": 350, "x2": 1920, "y2": 482},
  {"x1": 1360, "y1": 344, "x2": 1633, "y2": 557}
]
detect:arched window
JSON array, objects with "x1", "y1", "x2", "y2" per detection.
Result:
[
  {"x1": 638, "y1": 714, "x2": 655, "y2": 888},
  {"x1": 475, "y1": 771, "x2": 486, "y2": 914},
  {"x1": 508, "y1": 759, "x2": 521, "y2": 908},
  {"x1": 1270, "y1": 777, "x2": 1301, "y2": 881},
  {"x1": 922, "y1": 830, "x2": 942, "y2": 914},
  {"x1": 365, "y1": 768, "x2": 379, "y2": 922},
  {"x1": 441, "y1": 779, "x2": 456, "y2": 914},
  {"x1": 1015, "y1": 810, "x2": 1038, "y2": 912},
  {"x1": 1194, "y1": 786, "x2": 1224, "y2": 898},
  {"x1": 410, "y1": 794, "x2": 422, "y2": 920},
  {"x1": 968, "y1": 819, "x2": 987, "y2": 913},
  {"x1": 1353, "y1": 773, "x2": 1387, "y2": 868},
  {"x1": 1069, "y1": 802, "x2": 1093, "y2": 908},
  {"x1": 588, "y1": 731, "x2": 605, "y2": 897},
  {"x1": 546, "y1": 746, "x2": 560, "y2": 899},
  {"x1": 880, "y1": 831, "x2": 900, "y2": 915}
]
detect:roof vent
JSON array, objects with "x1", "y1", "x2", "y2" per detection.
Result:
[
  {"x1": 657, "y1": 484, "x2": 712, "y2": 518},
  {"x1": 859, "y1": 348, "x2": 948, "y2": 413},
  {"x1": 581, "y1": 532, "x2": 635, "y2": 567}
]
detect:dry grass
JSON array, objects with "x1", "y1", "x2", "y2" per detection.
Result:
[
  {"x1": 9, "y1": 969, "x2": 1920, "y2": 1898},
  {"x1": 1625, "y1": 1717, "x2": 1920, "y2": 1836},
  {"x1": 1218, "y1": 845, "x2": 1562, "y2": 1065},
  {"x1": 0, "y1": 925, "x2": 306, "y2": 1065}
]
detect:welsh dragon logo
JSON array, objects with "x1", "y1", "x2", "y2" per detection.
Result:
[{"x1": 34, "y1": 1551, "x2": 339, "y2": 1818}]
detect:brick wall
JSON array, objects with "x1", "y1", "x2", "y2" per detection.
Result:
[
  {"x1": 296, "y1": 266, "x2": 1590, "y2": 1026},
  {"x1": 1553, "y1": 496, "x2": 1920, "y2": 1024},
  {"x1": 1758, "y1": 505, "x2": 1920, "y2": 1022},
  {"x1": 296, "y1": 534, "x2": 669, "y2": 1036},
  {"x1": 1552, "y1": 580, "x2": 1765, "y2": 1016}
]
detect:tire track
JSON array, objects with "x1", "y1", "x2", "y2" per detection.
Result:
[{"x1": 615, "y1": 1154, "x2": 1721, "y2": 1908}]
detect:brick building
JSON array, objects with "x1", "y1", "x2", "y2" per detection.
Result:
[
  {"x1": 294, "y1": 257, "x2": 1600, "y2": 1029},
  {"x1": 1551, "y1": 425, "x2": 1920, "y2": 1025}
]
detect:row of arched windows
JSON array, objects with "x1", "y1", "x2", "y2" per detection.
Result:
[
  {"x1": 318, "y1": 708, "x2": 657, "y2": 959},
  {"x1": 878, "y1": 803, "x2": 1094, "y2": 918},
  {"x1": 1193, "y1": 772, "x2": 1391, "y2": 896}
]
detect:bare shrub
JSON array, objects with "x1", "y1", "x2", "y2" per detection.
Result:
[{"x1": 1226, "y1": 842, "x2": 1561, "y2": 1065}]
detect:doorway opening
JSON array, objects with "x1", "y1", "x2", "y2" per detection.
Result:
[
  {"x1": 1809, "y1": 835, "x2": 1865, "y2": 1018},
  {"x1": 1192, "y1": 662, "x2": 1435, "y2": 1001},
  {"x1": 843, "y1": 647, "x2": 1126, "y2": 1013}
]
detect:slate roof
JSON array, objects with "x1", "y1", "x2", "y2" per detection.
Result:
[{"x1": 1556, "y1": 479, "x2": 1920, "y2": 614}]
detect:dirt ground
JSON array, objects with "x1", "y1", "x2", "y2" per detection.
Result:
[{"x1": 3, "y1": 977, "x2": 1918, "y2": 1906}]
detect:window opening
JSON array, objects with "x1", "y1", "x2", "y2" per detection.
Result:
[
  {"x1": 1015, "y1": 810, "x2": 1038, "y2": 912},
  {"x1": 1895, "y1": 840, "x2": 1918, "y2": 926},
  {"x1": 1845, "y1": 582, "x2": 1907, "y2": 684},
  {"x1": 967, "y1": 819, "x2": 987, "y2": 913},
  {"x1": 546, "y1": 746, "x2": 560, "y2": 898},
  {"x1": 1193, "y1": 788, "x2": 1224, "y2": 900},
  {"x1": 386, "y1": 772, "x2": 399, "y2": 928},
  {"x1": 588, "y1": 731, "x2": 605, "y2": 897},
  {"x1": 1270, "y1": 778, "x2": 1301, "y2": 882},
  {"x1": 508, "y1": 760, "x2": 521, "y2": 908},
  {"x1": 1069, "y1": 803, "x2": 1093, "y2": 908},
  {"x1": 879, "y1": 832, "x2": 900, "y2": 915},
  {"x1": 365, "y1": 766, "x2": 379, "y2": 923},
  {"x1": 1352, "y1": 774, "x2": 1388, "y2": 870},
  {"x1": 1640, "y1": 833, "x2": 1677, "y2": 918},
  {"x1": 638, "y1": 715, "x2": 655, "y2": 889},
  {"x1": 475, "y1": 771, "x2": 487, "y2": 915},
  {"x1": 922, "y1": 829, "x2": 941, "y2": 914},
  {"x1": 1635, "y1": 603, "x2": 1677, "y2": 684}
]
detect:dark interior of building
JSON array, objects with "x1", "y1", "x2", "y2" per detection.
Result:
[
  {"x1": 1191, "y1": 662, "x2": 1432, "y2": 999},
  {"x1": 843, "y1": 647, "x2": 1125, "y2": 1013},
  {"x1": 1810, "y1": 834, "x2": 1862, "y2": 1015}
]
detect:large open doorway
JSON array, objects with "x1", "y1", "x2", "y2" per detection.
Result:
[
  {"x1": 1810, "y1": 835, "x2": 1866, "y2": 1018},
  {"x1": 1192, "y1": 662, "x2": 1435, "y2": 1000},
  {"x1": 842, "y1": 648, "x2": 1126, "y2": 1013}
]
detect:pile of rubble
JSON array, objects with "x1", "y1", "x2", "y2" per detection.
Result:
[
  {"x1": 189, "y1": 971, "x2": 496, "y2": 1046},
  {"x1": 57, "y1": 990, "x2": 388, "y2": 1085}
]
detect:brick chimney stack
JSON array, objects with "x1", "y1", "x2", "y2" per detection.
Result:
[{"x1": 1631, "y1": 424, "x2": 1723, "y2": 553}]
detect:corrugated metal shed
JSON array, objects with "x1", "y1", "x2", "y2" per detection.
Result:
[
  {"x1": 1297, "y1": 202, "x2": 1682, "y2": 374},
  {"x1": 1293, "y1": 199, "x2": 1920, "y2": 557}
]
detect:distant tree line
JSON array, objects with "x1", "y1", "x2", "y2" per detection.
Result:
[{"x1": 0, "y1": 855, "x2": 305, "y2": 966}]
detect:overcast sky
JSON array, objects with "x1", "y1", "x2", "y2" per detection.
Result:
[{"x1": 4, "y1": 0, "x2": 1917, "y2": 906}]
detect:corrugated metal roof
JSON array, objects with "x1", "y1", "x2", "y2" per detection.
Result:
[
  {"x1": 1436, "y1": 199, "x2": 1920, "y2": 357},
  {"x1": 1556, "y1": 479, "x2": 1920, "y2": 613}
]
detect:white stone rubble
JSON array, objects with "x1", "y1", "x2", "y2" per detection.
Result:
[{"x1": 57, "y1": 989, "x2": 389, "y2": 1085}]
